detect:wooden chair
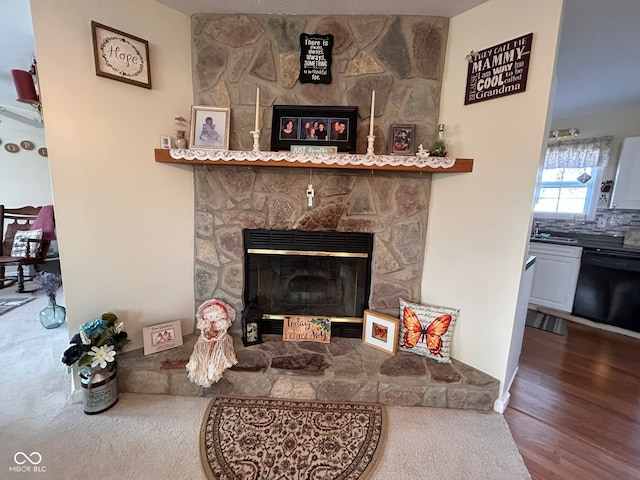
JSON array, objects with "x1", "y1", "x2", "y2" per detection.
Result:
[{"x1": 0, "y1": 205, "x2": 52, "y2": 293}]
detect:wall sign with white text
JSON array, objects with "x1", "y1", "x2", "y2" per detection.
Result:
[
  {"x1": 299, "y1": 33, "x2": 333, "y2": 84},
  {"x1": 465, "y1": 33, "x2": 533, "y2": 105}
]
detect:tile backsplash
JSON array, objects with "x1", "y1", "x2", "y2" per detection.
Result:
[{"x1": 533, "y1": 209, "x2": 640, "y2": 237}]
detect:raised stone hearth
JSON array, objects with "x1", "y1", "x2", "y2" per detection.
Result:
[{"x1": 117, "y1": 334, "x2": 499, "y2": 410}]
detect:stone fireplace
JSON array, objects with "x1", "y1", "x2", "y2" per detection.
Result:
[
  {"x1": 118, "y1": 162, "x2": 499, "y2": 410},
  {"x1": 194, "y1": 165, "x2": 431, "y2": 333},
  {"x1": 115, "y1": 13, "x2": 499, "y2": 409}
]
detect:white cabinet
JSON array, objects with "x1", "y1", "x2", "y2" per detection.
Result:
[
  {"x1": 611, "y1": 136, "x2": 640, "y2": 209},
  {"x1": 528, "y1": 243, "x2": 582, "y2": 313}
]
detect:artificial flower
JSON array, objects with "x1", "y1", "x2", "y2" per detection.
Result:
[
  {"x1": 175, "y1": 116, "x2": 189, "y2": 130},
  {"x1": 34, "y1": 272, "x2": 62, "y2": 298},
  {"x1": 61, "y1": 312, "x2": 130, "y2": 372},
  {"x1": 61, "y1": 343, "x2": 84, "y2": 366},
  {"x1": 87, "y1": 345, "x2": 116, "y2": 369},
  {"x1": 82, "y1": 318, "x2": 107, "y2": 337},
  {"x1": 80, "y1": 330, "x2": 91, "y2": 345}
]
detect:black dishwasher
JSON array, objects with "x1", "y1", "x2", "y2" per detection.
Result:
[{"x1": 572, "y1": 249, "x2": 640, "y2": 333}]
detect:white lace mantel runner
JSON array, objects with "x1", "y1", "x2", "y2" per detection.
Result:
[{"x1": 168, "y1": 149, "x2": 457, "y2": 169}]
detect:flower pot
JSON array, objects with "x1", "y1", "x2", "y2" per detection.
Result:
[
  {"x1": 79, "y1": 363, "x2": 118, "y2": 414},
  {"x1": 39, "y1": 295, "x2": 66, "y2": 329}
]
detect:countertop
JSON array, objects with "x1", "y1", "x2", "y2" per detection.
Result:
[{"x1": 530, "y1": 231, "x2": 640, "y2": 257}]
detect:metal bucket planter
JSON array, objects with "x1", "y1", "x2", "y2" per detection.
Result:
[{"x1": 79, "y1": 363, "x2": 118, "y2": 414}]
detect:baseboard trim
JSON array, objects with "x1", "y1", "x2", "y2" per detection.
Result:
[
  {"x1": 494, "y1": 391, "x2": 510, "y2": 414},
  {"x1": 494, "y1": 366, "x2": 517, "y2": 413}
]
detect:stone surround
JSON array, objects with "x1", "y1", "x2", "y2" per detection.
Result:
[
  {"x1": 192, "y1": 14, "x2": 448, "y2": 153},
  {"x1": 195, "y1": 166, "x2": 431, "y2": 325},
  {"x1": 117, "y1": 334, "x2": 499, "y2": 411}
]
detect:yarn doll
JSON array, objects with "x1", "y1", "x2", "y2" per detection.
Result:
[{"x1": 186, "y1": 299, "x2": 237, "y2": 387}]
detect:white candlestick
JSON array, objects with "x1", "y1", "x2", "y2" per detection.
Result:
[
  {"x1": 369, "y1": 90, "x2": 376, "y2": 136},
  {"x1": 254, "y1": 87, "x2": 260, "y2": 131}
]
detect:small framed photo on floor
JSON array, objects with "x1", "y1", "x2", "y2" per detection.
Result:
[
  {"x1": 362, "y1": 310, "x2": 400, "y2": 355},
  {"x1": 143, "y1": 320, "x2": 183, "y2": 355},
  {"x1": 189, "y1": 105, "x2": 230, "y2": 150}
]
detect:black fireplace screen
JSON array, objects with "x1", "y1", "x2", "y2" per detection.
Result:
[{"x1": 243, "y1": 229, "x2": 373, "y2": 322}]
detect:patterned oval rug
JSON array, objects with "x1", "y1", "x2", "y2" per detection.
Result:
[{"x1": 200, "y1": 396, "x2": 385, "y2": 480}]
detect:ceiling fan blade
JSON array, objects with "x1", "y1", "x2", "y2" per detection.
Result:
[{"x1": 0, "y1": 104, "x2": 44, "y2": 128}]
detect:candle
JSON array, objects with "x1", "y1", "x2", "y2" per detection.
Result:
[
  {"x1": 369, "y1": 90, "x2": 375, "y2": 136},
  {"x1": 254, "y1": 87, "x2": 260, "y2": 131}
]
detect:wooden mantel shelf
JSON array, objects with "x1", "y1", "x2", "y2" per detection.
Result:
[{"x1": 154, "y1": 149, "x2": 474, "y2": 173}]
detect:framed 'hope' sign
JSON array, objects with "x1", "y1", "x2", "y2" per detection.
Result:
[{"x1": 91, "y1": 21, "x2": 152, "y2": 89}]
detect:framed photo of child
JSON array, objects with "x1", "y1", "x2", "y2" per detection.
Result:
[
  {"x1": 189, "y1": 106, "x2": 230, "y2": 150},
  {"x1": 389, "y1": 124, "x2": 415, "y2": 155}
]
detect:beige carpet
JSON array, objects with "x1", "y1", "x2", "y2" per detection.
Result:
[{"x1": 0, "y1": 290, "x2": 530, "y2": 479}]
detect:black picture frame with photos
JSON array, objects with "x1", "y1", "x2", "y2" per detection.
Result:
[{"x1": 270, "y1": 105, "x2": 358, "y2": 153}]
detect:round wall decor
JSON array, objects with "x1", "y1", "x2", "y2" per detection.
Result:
[
  {"x1": 38, "y1": 147, "x2": 48, "y2": 157},
  {"x1": 4, "y1": 143, "x2": 20, "y2": 153},
  {"x1": 20, "y1": 140, "x2": 35, "y2": 150}
]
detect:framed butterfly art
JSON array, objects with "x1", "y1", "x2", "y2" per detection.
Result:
[
  {"x1": 398, "y1": 298, "x2": 460, "y2": 363},
  {"x1": 362, "y1": 310, "x2": 400, "y2": 355}
]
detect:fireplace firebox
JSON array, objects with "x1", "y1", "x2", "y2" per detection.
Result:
[{"x1": 243, "y1": 229, "x2": 373, "y2": 337}]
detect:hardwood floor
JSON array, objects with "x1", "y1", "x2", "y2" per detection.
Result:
[{"x1": 505, "y1": 321, "x2": 640, "y2": 480}]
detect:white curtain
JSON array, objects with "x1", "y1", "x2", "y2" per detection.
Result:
[{"x1": 544, "y1": 136, "x2": 612, "y2": 169}]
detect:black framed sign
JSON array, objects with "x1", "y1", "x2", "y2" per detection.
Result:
[
  {"x1": 464, "y1": 32, "x2": 533, "y2": 105},
  {"x1": 270, "y1": 105, "x2": 358, "y2": 153},
  {"x1": 299, "y1": 33, "x2": 333, "y2": 84}
]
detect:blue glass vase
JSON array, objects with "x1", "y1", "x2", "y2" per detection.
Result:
[{"x1": 39, "y1": 295, "x2": 66, "y2": 329}]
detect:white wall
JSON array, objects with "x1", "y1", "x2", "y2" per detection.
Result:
[
  {"x1": 30, "y1": 0, "x2": 195, "y2": 391},
  {"x1": 0, "y1": 117, "x2": 51, "y2": 206},
  {"x1": 423, "y1": 0, "x2": 563, "y2": 405}
]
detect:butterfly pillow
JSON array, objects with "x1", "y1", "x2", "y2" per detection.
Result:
[{"x1": 398, "y1": 298, "x2": 460, "y2": 363}]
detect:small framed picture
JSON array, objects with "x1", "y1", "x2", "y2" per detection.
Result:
[
  {"x1": 91, "y1": 21, "x2": 151, "y2": 89},
  {"x1": 362, "y1": 310, "x2": 400, "y2": 355},
  {"x1": 189, "y1": 106, "x2": 230, "y2": 150},
  {"x1": 389, "y1": 124, "x2": 415, "y2": 155},
  {"x1": 143, "y1": 320, "x2": 183, "y2": 355},
  {"x1": 160, "y1": 135, "x2": 171, "y2": 149}
]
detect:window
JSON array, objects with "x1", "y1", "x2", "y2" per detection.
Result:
[
  {"x1": 534, "y1": 166, "x2": 599, "y2": 216},
  {"x1": 533, "y1": 136, "x2": 611, "y2": 219}
]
